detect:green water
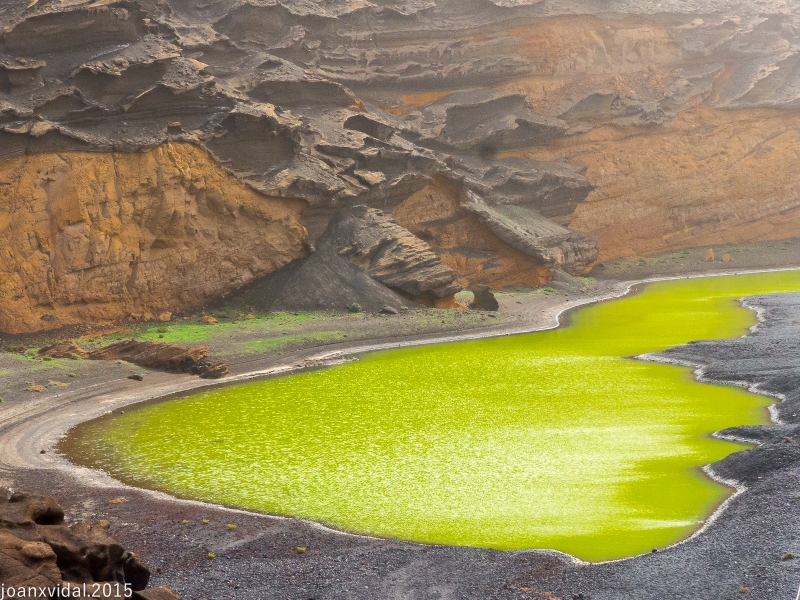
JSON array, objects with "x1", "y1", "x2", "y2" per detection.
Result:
[{"x1": 65, "y1": 271, "x2": 800, "y2": 561}]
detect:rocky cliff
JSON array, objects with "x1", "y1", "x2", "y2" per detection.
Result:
[
  {"x1": 0, "y1": 0, "x2": 799, "y2": 331},
  {"x1": 0, "y1": 143, "x2": 307, "y2": 333}
]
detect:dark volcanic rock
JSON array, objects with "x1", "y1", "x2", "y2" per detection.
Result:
[
  {"x1": 462, "y1": 196, "x2": 598, "y2": 274},
  {"x1": 0, "y1": 491, "x2": 175, "y2": 598},
  {"x1": 329, "y1": 205, "x2": 462, "y2": 301},
  {"x1": 198, "y1": 363, "x2": 229, "y2": 379},
  {"x1": 230, "y1": 246, "x2": 409, "y2": 314},
  {"x1": 468, "y1": 285, "x2": 499, "y2": 311}
]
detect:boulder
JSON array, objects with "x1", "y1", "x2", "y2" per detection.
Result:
[
  {"x1": 0, "y1": 492, "x2": 176, "y2": 597},
  {"x1": 198, "y1": 363, "x2": 229, "y2": 379},
  {"x1": 469, "y1": 285, "x2": 499, "y2": 311},
  {"x1": 330, "y1": 205, "x2": 461, "y2": 301}
]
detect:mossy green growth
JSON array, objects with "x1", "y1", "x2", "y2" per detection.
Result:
[
  {"x1": 64, "y1": 271, "x2": 800, "y2": 561},
  {"x1": 100, "y1": 312, "x2": 327, "y2": 345}
]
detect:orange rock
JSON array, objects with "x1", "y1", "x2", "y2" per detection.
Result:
[
  {"x1": 0, "y1": 143, "x2": 308, "y2": 334},
  {"x1": 199, "y1": 315, "x2": 218, "y2": 325},
  {"x1": 394, "y1": 176, "x2": 550, "y2": 289},
  {"x1": 514, "y1": 109, "x2": 800, "y2": 261},
  {"x1": 721, "y1": 253, "x2": 734, "y2": 262},
  {"x1": 157, "y1": 312, "x2": 172, "y2": 322}
]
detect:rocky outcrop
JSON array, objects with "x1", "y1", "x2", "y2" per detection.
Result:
[
  {"x1": 0, "y1": 0, "x2": 798, "y2": 325},
  {"x1": 230, "y1": 248, "x2": 410, "y2": 315},
  {"x1": 38, "y1": 339, "x2": 228, "y2": 377},
  {"x1": 0, "y1": 490, "x2": 179, "y2": 599},
  {"x1": 329, "y1": 205, "x2": 461, "y2": 303},
  {"x1": 525, "y1": 108, "x2": 800, "y2": 260},
  {"x1": 0, "y1": 143, "x2": 308, "y2": 334},
  {"x1": 87, "y1": 340, "x2": 206, "y2": 371},
  {"x1": 461, "y1": 195, "x2": 598, "y2": 274},
  {"x1": 394, "y1": 176, "x2": 552, "y2": 288},
  {"x1": 86, "y1": 340, "x2": 227, "y2": 378},
  {"x1": 37, "y1": 341, "x2": 88, "y2": 359},
  {"x1": 468, "y1": 285, "x2": 499, "y2": 311}
]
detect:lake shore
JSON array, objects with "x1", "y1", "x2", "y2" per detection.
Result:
[{"x1": 2, "y1": 267, "x2": 800, "y2": 599}]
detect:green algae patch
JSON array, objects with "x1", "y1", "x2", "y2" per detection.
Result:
[{"x1": 63, "y1": 271, "x2": 800, "y2": 561}]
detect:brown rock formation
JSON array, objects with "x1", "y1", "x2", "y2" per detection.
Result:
[
  {"x1": 0, "y1": 490, "x2": 177, "y2": 598},
  {"x1": 86, "y1": 340, "x2": 227, "y2": 377},
  {"x1": 87, "y1": 340, "x2": 209, "y2": 371},
  {"x1": 511, "y1": 109, "x2": 800, "y2": 261},
  {"x1": 0, "y1": 143, "x2": 308, "y2": 334},
  {"x1": 330, "y1": 205, "x2": 461, "y2": 302},
  {"x1": 394, "y1": 177, "x2": 552, "y2": 288},
  {"x1": 38, "y1": 338, "x2": 228, "y2": 377},
  {"x1": 461, "y1": 197, "x2": 598, "y2": 274}
]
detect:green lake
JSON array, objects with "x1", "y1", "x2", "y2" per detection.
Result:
[{"x1": 63, "y1": 271, "x2": 800, "y2": 561}]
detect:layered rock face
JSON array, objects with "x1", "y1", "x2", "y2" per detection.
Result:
[
  {"x1": 330, "y1": 205, "x2": 461, "y2": 303},
  {"x1": 0, "y1": 143, "x2": 308, "y2": 333},
  {"x1": 0, "y1": 0, "x2": 798, "y2": 331},
  {"x1": 394, "y1": 176, "x2": 553, "y2": 289}
]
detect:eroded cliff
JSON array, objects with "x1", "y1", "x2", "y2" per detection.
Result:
[
  {"x1": 0, "y1": 0, "x2": 799, "y2": 331},
  {"x1": 0, "y1": 143, "x2": 308, "y2": 333}
]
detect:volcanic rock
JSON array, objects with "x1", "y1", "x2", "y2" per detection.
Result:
[
  {"x1": 0, "y1": 144, "x2": 309, "y2": 334},
  {"x1": 330, "y1": 205, "x2": 461, "y2": 302},
  {"x1": 0, "y1": 0, "x2": 798, "y2": 332},
  {"x1": 461, "y1": 196, "x2": 598, "y2": 275},
  {"x1": 469, "y1": 285, "x2": 499, "y2": 311},
  {"x1": 198, "y1": 363, "x2": 229, "y2": 379},
  {"x1": 394, "y1": 176, "x2": 553, "y2": 289},
  {"x1": 230, "y1": 247, "x2": 409, "y2": 315},
  {"x1": 0, "y1": 491, "x2": 177, "y2": 598},
  {"x1": 88, "y1": 340, "x2": 208, "y2": 373}
]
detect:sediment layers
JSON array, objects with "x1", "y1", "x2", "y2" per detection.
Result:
[{"x1": 1, "y1": 0, "x2": 799, "y2": 331}]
